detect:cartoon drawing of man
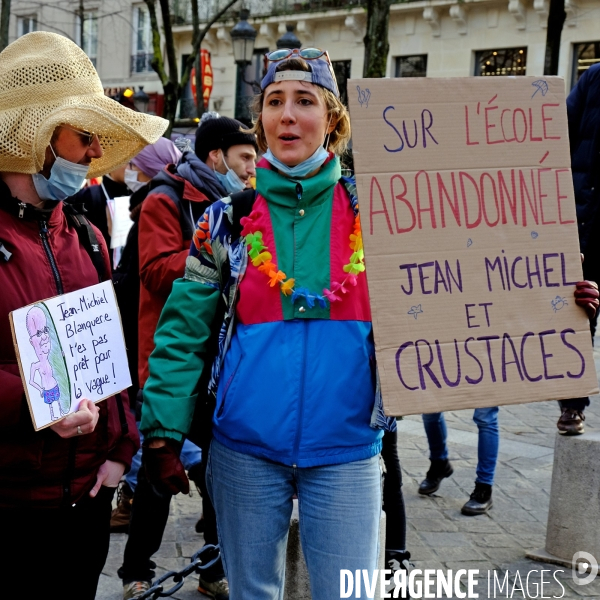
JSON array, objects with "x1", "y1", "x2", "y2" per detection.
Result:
[{"x1": 26, "y1": 306, "x2": 63, "y2": 421}]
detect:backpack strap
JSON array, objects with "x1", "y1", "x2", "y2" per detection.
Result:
[
  {"x1": 63, "y1": 203, "x2": 107, "y2": 283},
  {"x1": 229, "y1": 188, "x2": 257, "y2": 242}
]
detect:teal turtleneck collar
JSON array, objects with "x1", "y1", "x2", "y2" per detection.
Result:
[{"x1": 255, "y1": 154, "x2": 342, "y2": 209}]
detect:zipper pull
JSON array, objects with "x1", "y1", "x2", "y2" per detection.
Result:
[
  {"x1": 39, "y1": 220, "x2": 48, "y2": 236},
  {"x1": 296, "y1": 183, "x2": 303, "y2": 202},
  {"x1": 18, "y1": 202, "x2": 26, "y2": 219}
]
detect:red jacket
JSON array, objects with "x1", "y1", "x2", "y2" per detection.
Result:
[
  {"x1": 138, "y1": 166, "x2": 213, "y2": 387},
  {"x1": 0, "y1": 187, "x2": 139, "y2": 508}
]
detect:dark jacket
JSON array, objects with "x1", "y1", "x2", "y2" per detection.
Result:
[
  {"x1": 137, "y1": 153, "x2": 223, "y2": 387},
  {"x1": 567, "y1": 63, "x2": 600, "y2": 274},
  {"x1": 0, "y1": 181, "x2": 139, "y2": 508}
]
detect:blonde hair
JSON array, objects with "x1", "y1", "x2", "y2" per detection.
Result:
[{"x1": 250, "y1": 57, "x2": 351, "y2": 155}]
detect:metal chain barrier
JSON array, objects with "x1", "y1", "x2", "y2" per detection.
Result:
[{"x1": 138, "y1": 544, "x2": 221, "y2": 599}]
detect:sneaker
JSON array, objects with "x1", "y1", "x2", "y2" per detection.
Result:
[
  {"x1": 111, "y1": 481, "x2": 134, "y2": 533},
  {"x1": 123, "y1": 580, "x2": 151, "y2": 600},
  {"x1": 418, "y1": 459, "x2": 453, "y2": 495},
  {"x1": 386, "y1": 551, "x2": 413, "y2": 598},
  {"x1": 557, "y1": 408, "x2": 585, "y2": 435},
  {"x1": 461, "y1": 482, "x2": 493, "y2": 516},
  {"x1": 198, "y1": 576, "x2": 230, "y2": 600}
]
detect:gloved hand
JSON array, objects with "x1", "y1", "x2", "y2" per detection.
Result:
[
  {"x1": 574, "y1": 280, "x2": 600, "y2": 319},
  {"x1": 143, "y1": 440, "x2": 190, "y2": 496}
]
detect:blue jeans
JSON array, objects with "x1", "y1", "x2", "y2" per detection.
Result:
[
  {"x1": 421, "y1": 407, "x2": 499, "y2": 486},
  {"x1": 206, "y1": 439, "x2": 382, "y2": 600},
  {"x1": 125, "y1": 424, "x2": 203, "y2": 491}
]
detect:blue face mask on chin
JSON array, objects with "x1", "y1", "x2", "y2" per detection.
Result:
[
  {"x1": 213, "y1": 155, "x2": 247, "y2": 195},
  {"x1": 263, "y1": 145, "x2": 329, "y2": 179},
  {"x1": 32, "y1": 148, "x2": 90, "y2": 201}
]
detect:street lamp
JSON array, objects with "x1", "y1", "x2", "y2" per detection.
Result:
[
  {"x1": 230, "y1": 9, "x2": 257, "y2": 67},
  {"x1": 133, "y1": 86, "x2": 150, "y2": 113},
  {"x1": 276, "y1": 24, "x2": 301, "y2": 50},
  {"x1": 230, "y1": 9, "x2": 257, "y2": 123}
]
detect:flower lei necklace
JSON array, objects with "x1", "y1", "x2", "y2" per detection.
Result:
[{"x1": 240, "y1": 210, "x2": 365, "y2": 309}]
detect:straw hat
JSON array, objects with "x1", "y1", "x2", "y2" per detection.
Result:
[{"x1": 0, "y1": 32, "x2": 168, "y2": 178}]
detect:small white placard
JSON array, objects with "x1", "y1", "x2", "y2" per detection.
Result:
[
  {"x1": 109, "y1": 196, "x2": 134, "y2": 249},
  {"x1": 10, "y1": 281, "x2": 131, "y2": 430}
]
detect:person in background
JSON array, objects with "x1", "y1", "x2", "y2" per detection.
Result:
[
  {"x1": 559, "y1": 63, "x2": 600, "y2": 435},
  {"x1": 70, "y1": 163, "x2": 130, "y2": 269},
  {"x1": 109, "y1": 137, "x2": 183, "y2": 533},
  {"x1": 0, "y1": 31, "x2": 166, "y2": 599},
  {"x1": 119, "y1": 114, "x2": 257, "y2": 600}
]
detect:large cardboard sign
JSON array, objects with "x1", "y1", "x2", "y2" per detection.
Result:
[
  {"x1": 10, "y1": 281, "x2": 131, "y2": 430},
  {"x1": 348, "y1": 76, "x2": 599, "y2": 415}
]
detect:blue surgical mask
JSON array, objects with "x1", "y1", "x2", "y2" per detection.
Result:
[
  {"x1": 263, "y1": 145, "x2": 329, "y2": 179},
  {"x1": 32, "y1": 146, "x2": 90, "y2": 201},
  {"x1": 213, "y1": 155, "x2": 246, "y2": 195}
]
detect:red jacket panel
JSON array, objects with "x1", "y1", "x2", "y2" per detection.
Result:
[{"x1": 138, "y1": 170, "x2": 211, "y2": 387}]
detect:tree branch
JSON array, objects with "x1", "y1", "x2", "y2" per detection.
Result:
[
  {"x1": 144, "y1": 0, "x2": 169, "y2": 87},
  {"x1": 158, "y1": 0, "x2": 179, "y2": 91},
  {"x1": 180, "y1": 0, "x2": 238, "y2": 91}
]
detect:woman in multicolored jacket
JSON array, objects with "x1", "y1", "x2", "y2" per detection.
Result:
[{"x1": 141, "y1": 50, "x2": 388, "y2": 599}]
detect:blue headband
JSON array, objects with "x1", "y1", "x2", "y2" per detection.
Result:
[{"x1": 261, "y1": 58, "x2": 340, "y2": 98}]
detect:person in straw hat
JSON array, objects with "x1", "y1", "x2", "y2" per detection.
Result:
[{"x1": 0, "y1": 32, "x2": 167, "y2": 599}]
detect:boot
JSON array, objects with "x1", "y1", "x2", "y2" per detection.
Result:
[
  {"x1": 418, "y1": 459, "x2": 453, "y2": 495},
  {"x1": 110, "y1": 481, "x2": 134, "y2": 533},
  {"x1": 461, "y1": 482, "x2": 493, "y2": 516},
  {"x1": 557, "y1": 407, "x2": 585, "y2": 435}
]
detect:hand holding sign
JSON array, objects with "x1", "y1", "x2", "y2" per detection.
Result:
[
  {"x1": 50, "y1": 398, "x2": 100, "y2": 438},
  {"x1": 574, "y1": 280, "x2": 599, "y2": 319}
]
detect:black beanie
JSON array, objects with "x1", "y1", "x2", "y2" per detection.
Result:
[{"x1": 195, "y1": 112, "x2": 257, "y2": 162}]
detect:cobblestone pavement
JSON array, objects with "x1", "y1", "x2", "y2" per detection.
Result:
[{"x1": 98, "y1": 347, "x2": 600, "y2": 599}]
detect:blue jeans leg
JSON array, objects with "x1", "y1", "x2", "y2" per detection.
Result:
[
  {"x1": 421, "y1": 412, "x2": 449, "y2": 461},
  {"x1": 206, "y1": 440, "x2": 381, "y2": 600},
  {"x1": 473, "y1": 407, "x2": 499, "y2": 486},
  {"x1": 297, "y1": 456, "x2": 381, "y2": 600},
  {"x1": 180, "y1": 438, "x2": 202, "y2": 471}
]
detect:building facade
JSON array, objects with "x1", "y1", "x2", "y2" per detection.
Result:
[
  {"x1": 9, "y1": 0, "x2": 164, "y2": 111},
  {"x1": 7, "y1": 0, "x2": 600, "y2": 120},
  {"x1": 175, "y1": 0, "x2": 600, "y2": 120}
]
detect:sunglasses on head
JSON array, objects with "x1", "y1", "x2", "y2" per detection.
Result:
[
  {"x1": 263, "y1": 47, "x2": 339, "y2": 95},
  {"x1": 62, "y1": 124, "x2": 97, "y2": 147}
]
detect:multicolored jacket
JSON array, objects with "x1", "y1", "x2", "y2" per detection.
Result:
[{"x1": 141, "y1": 156, "x2": 388, "y2": 468}]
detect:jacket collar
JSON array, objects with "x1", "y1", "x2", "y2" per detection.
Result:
[
  {"x1": 255, "y1": 154, "x2": 341, "y2": 209},
  {"x1": 0, "y1": 176, "x2": 61, "y2": 223}
]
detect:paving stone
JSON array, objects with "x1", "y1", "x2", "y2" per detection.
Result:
[
  {"x1": 478, "y1": 533, "x2": 520, "y2": 548},
  {"x1": 433, "y1": 546, "x2": 487, "y2": 562},
  {"x1": 409, "y1": 518, "x2": 459, "y2": 532},
  {"x1": 419, "y1": 532, "x2": 472, "y2": 547},
  {"x1": 488, "y1": 508, "x2": 540, "y2": 522}
]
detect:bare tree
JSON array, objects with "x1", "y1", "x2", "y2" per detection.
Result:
[
  {"x1": 144, "y1": 0, "x2": 238, "y2": 136},
  {"x1": 363, "y1": 0, "x2": 391, "y2": 78},
  {"x1": 0, "y1": 0, "x2": 11, "y2": 51},
  {"x1": 543, "y1": 0, "x2": 566, "y2": 75}
]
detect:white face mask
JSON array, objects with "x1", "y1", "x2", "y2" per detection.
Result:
[{"x1": 124, "y1": 168, "x2": 146, "y2": 193}]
